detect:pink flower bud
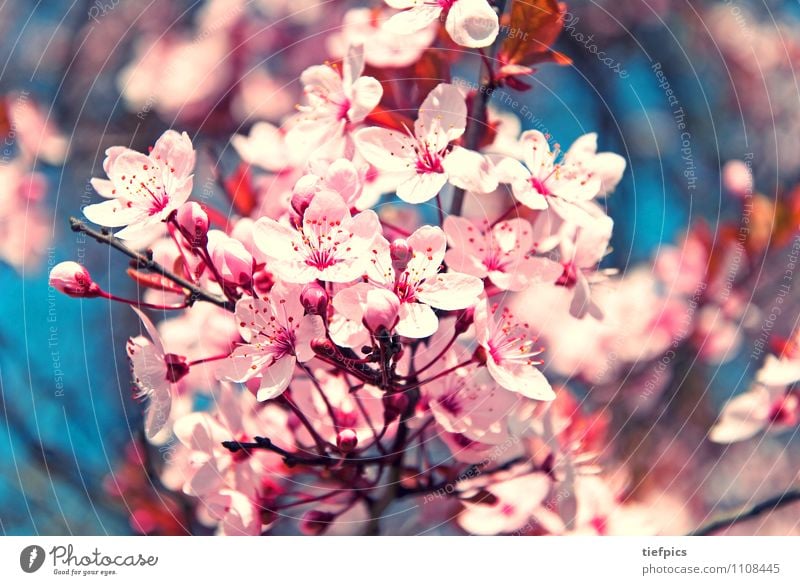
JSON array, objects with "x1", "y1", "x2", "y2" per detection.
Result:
[
  {"x1": 311, "y1": 338, "x2": 336, "y2": 356},
  {"x1": 299, "y1": 510, "x2": 335, "y2": 535},
  {"x1": 49, "y1": 261, "x2": 101, "y2": 298},
  {"x1": 454, "y1": 307, "x2": 475, "y2": 335},
  {"x1": 722, "y1": 159, "x2": 753, "y2": 199},
  {"x1": 362, "y1": 289, "x2": 400, "y2": 334},
  {"x1": 300, "y1": 282, "x2": 329, "y2": 316},
  {"x1": 383, "y1": 392, "x2": 409, "y2": 424},
  {"x1": 390, "y1": 238, "x2": 413, "y2": 272},
  {"x1": 336, "y1": 429, "x2": 358, "y2": 453},
  {"x1": 253, "y1": 267, "x2": 274, "y2": 295},
  {"x1": 291, "y1": 189, "x2": 316, "y2": 217},
  {"x1": 175, "y1": 202, "x2": 209, "y2": 247},
  {"x1": 207, "y1": 231, "x2": 253, "y2": 286},
  {"x1": 164, "y1": 353, "x2": 190, "y2": 383}
]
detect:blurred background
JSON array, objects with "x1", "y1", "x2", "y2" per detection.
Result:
[{"x1": 1, "y1": 0, "x2": 800, "y2": 534}]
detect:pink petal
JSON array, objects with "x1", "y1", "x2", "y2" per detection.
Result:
[{"x1": 256, "y1": 355, "x2": 296, "y2": 401}]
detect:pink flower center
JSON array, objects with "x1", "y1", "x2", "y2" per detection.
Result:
[
  {"x1": 768, "y1": 395, "x2": 799, "y2": 426},
  {"x1": 590, "y1": 516, "x2": 608, "y2": 535},
  {"x1": 529, "y1": 176, "x2": 550, "y2": 196},
  {"x1": 438, "y1": 392, "x2": 462, "y2": 415},
  {"x1": 437, "y1": 0, "x2": 457, "y2": 10},
  {"x1": 500, "y1": 503, "x2": 516, "y2": 517},
  {"x1": 393, "y1": 272, "x2": 418, "y2": 303},
  {"x1": 482, "y1": 251, "x2": 508, "y2": 272},
  {"x1": 249, "y1": 307, "x2": 298, "y2": 360},
  {"x1": 164, "y1": 353, "x2": 190, "y2": 383},
  {"x1": 305, "y1": 248, "x2": 339, "y2": 270},
  {"x1": 414, "y1": 144, "x2": 445, "y2": 175},
  {"x1": 556, "y1": 261, "x2": 578, "y2": 288},
  {"x1": 337, "y1": 98, "x2": 351, "y2": 122},
  {"x1": 486, "y1": 306, "x2": 543, "y2": 366}
]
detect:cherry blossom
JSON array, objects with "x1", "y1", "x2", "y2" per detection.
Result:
[
  {"x1": 711, "y1": 334, "x2": 800, "y2": 443},
  {"x1": 126, "y1": 307, "x2": 187, "y2": 439},
  {"x1": 474, "y1": 300, "x2": 554, "y2": 401},
  {"x1": 458, "y1": 473, "x2": 555, "y2": 535},
  {"x1": 384, "y1": 0, "x2": 499, "y2": 49},
  {"x1": 253, "y1": 190, "x2": 380, "y2": 284},
  {"x1": 443, "y1": 216, "x2": 563, "y2": 291},
  {"x1": 354, "y1": 83, "x2": 497, "y2": 203},
  {"x1": 425, "y1": 363, "x2": 522, "y2": 444},
  {"x1": 362, "y1": 226, "x2": 484, "y2": 338},
  {"x1": 554, "y1": 211, "x2": 614, "y2": 319},
  {"x1": 286, "y1": 44, "x2": 383, "y2": 160},
  {"x1": 173, "y1": 384, "x2": 291, "y2": 503},
  {"x1": 496, "y1": 130, "x2": 604, "y2": 225},
  {"x1": 293, "y1": 157, "x2": 385, "y2": 211},
  {"x1": 216, "y1": 285, "x2": 325, "y2": 401},
  {"x1": 329, "y1": 7, "x2": 437, "y2": 68},
  {"x1": 83, "y1": 130, "x2": 196, "y2": 240}
]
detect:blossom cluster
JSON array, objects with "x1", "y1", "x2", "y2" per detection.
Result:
[{"x1": 45, "y1": 0, "x2": 800, "y2": 536}]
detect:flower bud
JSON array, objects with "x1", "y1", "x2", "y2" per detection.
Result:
[
  {"x1": 362, "y1": 289, "x2": 400, "y2": 334},
  {"x1": 299, "y1": 510, "x2": 335, "y2": 536},
  {"x1": 291, "y1": 188, "x2": 316, "y2": 218},
  {"x1": 207, "y1": 231, "x2": 253, "y2": 286},
  {"x1": 253, "y1": 267, "x2": 274, "y2": 295},
  {"x1": 175, "y1": 202, "x2": 209, "y2": 247},
  {"x1": 390, "y1": 238, "x2": 413, "y2": 273},
  {"x1": 722, "y1": 159, "x2": 753, "y2": 199},
  {"x1": 454, "y1": 307, "x2": 475, "y2": 335},
  {"x1": 300, "y1": 282, "x2": 329, "y2": 316},
  {"x1": 164, "y1": 353, "x2": 190, "y2": 383},
  {"x1": 49, "y1": 261, "x2": 101, "y2": 298},
  {"x1": 336, "y1": 428, "x2": 358, "y2": 453},
  {"x1": 311, "y1": 338, "x2": 336, "y2": 357},
  {"x1": 383, "y1": 392, "x2": 409, "y2": 424}
]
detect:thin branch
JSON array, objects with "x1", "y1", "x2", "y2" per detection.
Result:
[
  {"x1": 70, "y1": 217, "x2": 234, "y2": 311},
  {"x1": 689, "y1": 489, "x2": 800, "y2": 536},
  {"x1": 450, "y1": 0, "x2": 509, "y2": 217},
  {"x1": 221, "y1": 436, "x2": 388, "y2": 468}
]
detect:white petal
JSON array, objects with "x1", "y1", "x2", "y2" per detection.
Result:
[
  {"x1": 415, "y1": 83, "x2": 467, "y2": 147},
  {"x1": 354, "y1": 127, "x2": 417, "y2": 174},
  {"x1": 256, "y1": 356, "x2": 296, "y2": 401},
  {"x1": 396, "y1": 171, "x2": 448, "y2": 204},
  {"x1": 348, "y1": 76, "x2": 383, "y2": 123},
  {"x1": 384, "y1": 5, "x2": 442, "y2": 35},
  {"x1": 396, "y1": 302, "x2": 439, "y2": 338},
  {"x1": 709, "y1": 386, "x2": 771, "y2": 444},
  {"x1": 83, "y1": 199, "x2": 145, "y2": 228},
  {"x1": 487, "y1": 361, "x2": 555, "y2": 401},
  {"x1": 416, "y1": 272, "x2": 483, "y2": 310},
  {"x1": 445, "y1": 0, "x2": 499, "y2": 48},
  {"x1": 443, "y1": 146, "x2": 498, "y2": 193}
]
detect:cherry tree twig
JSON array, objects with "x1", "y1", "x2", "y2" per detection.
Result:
[
  {"x1": 689, "y1": 489, "x2": 800, "y2": 536},
  {"x1": 69, "y1": 217, "x2": 234, "y2": 311},
  {"x1": 450, "y1": 0, "x2": 509, "y2": 217}
]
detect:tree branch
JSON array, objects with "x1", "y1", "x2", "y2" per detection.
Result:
[
  {"x1": 689, "y1": 489, "x2": 800, "y2": 536},
  {"x1": 70, "y1": 217, "x2": 234, "y2": 311},
  {"x1": 221, "y1": 436, "x2": 388, "y2": 468},
  {"x1": 450, "y1": 0, "x2": 509, "y2": 217}
]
